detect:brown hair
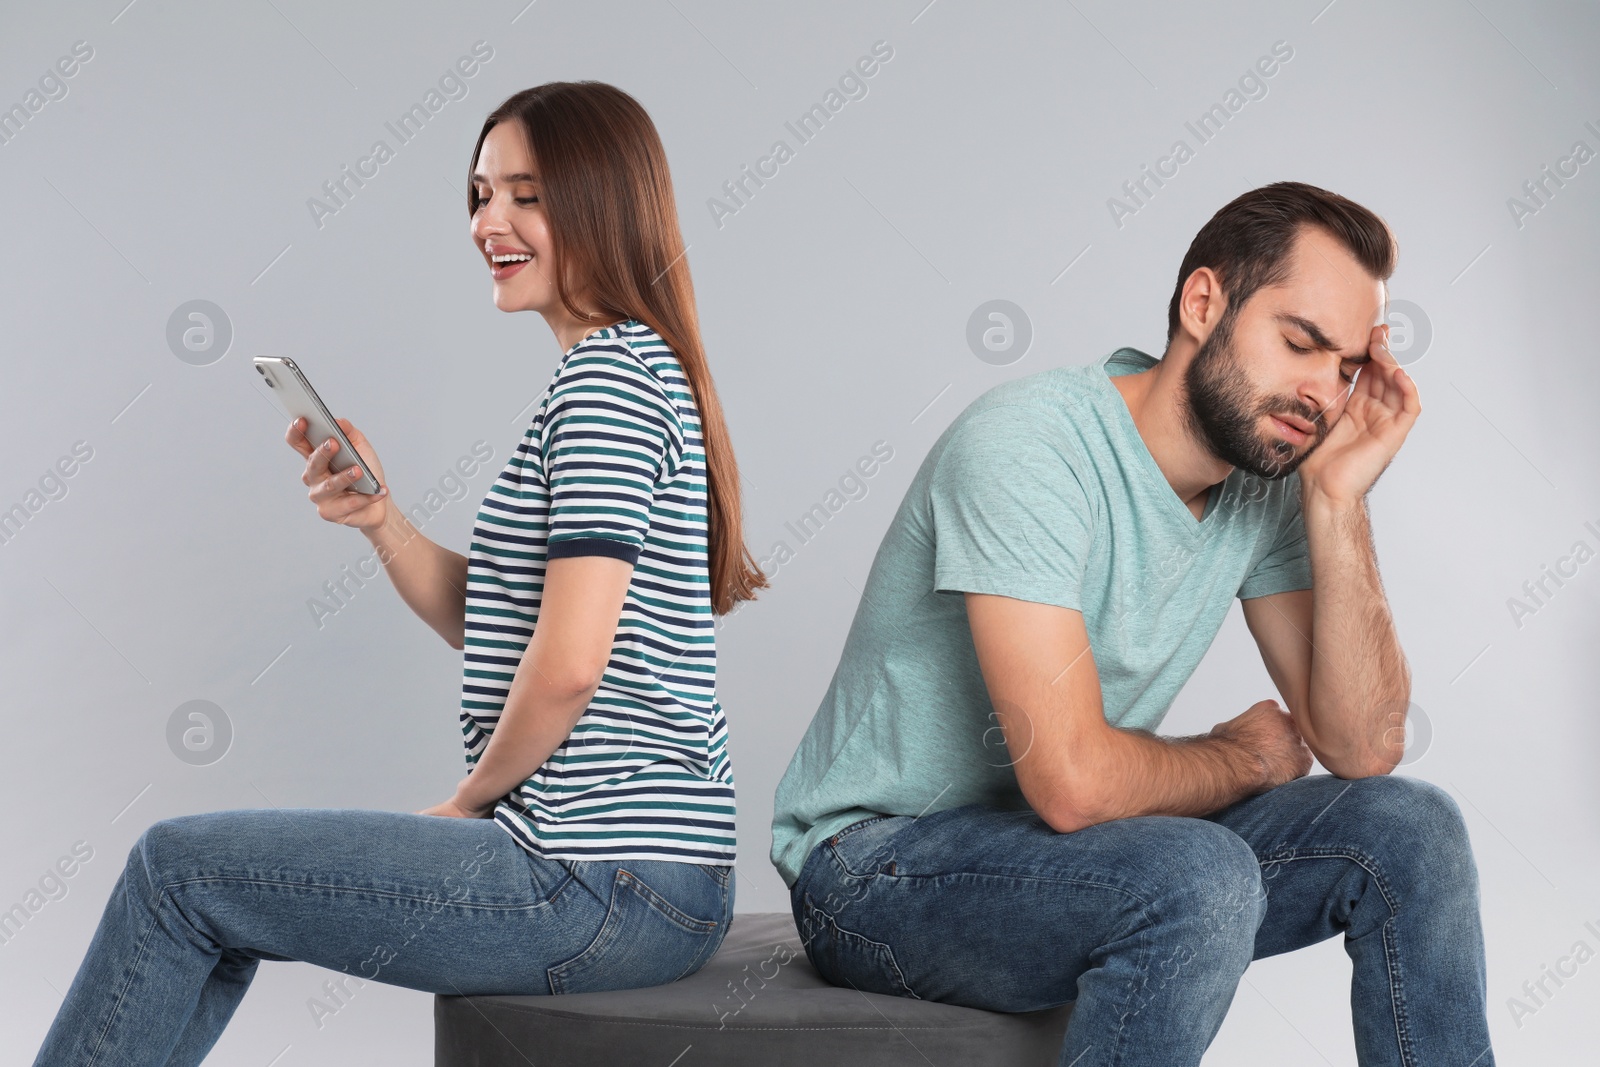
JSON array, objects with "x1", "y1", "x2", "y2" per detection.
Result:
[
  {"x1": 1165, "y1": 181, "x2": 1397, "y2": 345},
  {"x1": 467, "y1": 82, "x2": 767, "y2": 615}
]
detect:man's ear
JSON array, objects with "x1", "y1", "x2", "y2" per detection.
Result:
[{"x1": 1177, "y1": 267, "x2": 1228, "y2": 347}]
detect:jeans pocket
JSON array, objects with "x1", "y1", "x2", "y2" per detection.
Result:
[
  {"x1": 828, "y1": 815, "x2": 905, "y2": 878},
  {"x1": 797, "y1": 892, "x2": 919, "y2": 1000},
  {"x1": 695, "y1": 862, "x2": 732, "y2": 889},
  {"x1": 547, "y1": 866, "x2": 721, "y2": 995}
]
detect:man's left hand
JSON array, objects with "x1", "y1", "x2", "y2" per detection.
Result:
[{"x1": 1297, "y1": 323, "x2": 1421, "y2": 506}]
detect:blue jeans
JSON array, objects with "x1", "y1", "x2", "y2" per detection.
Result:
[
  {"x1": 791, "y1": 773, "x2": 1492, "y2": 1067},
  {"x1": 32, "y1": 807, "x2": 733, "y2": 1066}
]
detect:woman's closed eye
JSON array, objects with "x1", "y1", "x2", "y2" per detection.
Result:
[{"x1": 470, "y1": 193, "x2": 540, "y2": 210}]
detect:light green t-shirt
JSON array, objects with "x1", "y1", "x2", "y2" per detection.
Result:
[{"x1": 769, "y1": 347, "x2": 1314, "y2": 888}]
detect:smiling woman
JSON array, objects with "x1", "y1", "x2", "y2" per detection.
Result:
[{"x1": 31, "y1": 82, "x2": 765, "y2": 1066}]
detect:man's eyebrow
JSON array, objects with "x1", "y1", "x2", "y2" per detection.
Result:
[
  {"x1": 470, "y1": 171, "x2": 540, "y2": 185},
  {"x1": 1274, "y1": 313, "x2": 1371, "y2": 362}
]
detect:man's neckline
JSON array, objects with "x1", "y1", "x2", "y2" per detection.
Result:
[{"x1": 1097, "y1": 348, "x2": 1222, "y2": 531}]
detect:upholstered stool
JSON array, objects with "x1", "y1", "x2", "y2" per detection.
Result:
[{"x1": 435, "y1": 911, "x2": 1073, "y2": 1065}]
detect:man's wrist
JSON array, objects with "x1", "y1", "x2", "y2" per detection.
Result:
[
  {"x1": 1300, "y1": 478, "x2": 1366, "y2": 517},
  {"x1": 1207, "y1": 733, "x2": 1266, "y2": 796}
]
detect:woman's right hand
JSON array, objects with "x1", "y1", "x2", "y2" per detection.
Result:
[{"x1": 286, "y1": 416, "x2": 390, "y2": 534}]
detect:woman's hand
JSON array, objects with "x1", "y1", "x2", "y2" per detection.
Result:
[
  {"x1": 285, "y1": 416, "x2": 391, "y2": 533},
  {"x1": 416, "y1": 783, "x2": 496, "y2": 819}
]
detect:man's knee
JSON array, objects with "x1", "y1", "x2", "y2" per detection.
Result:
[
  {"x1": 1134, "y1": 819, "x2": 1267, "y2": 941},
  {"x1": 1346, "y1": 774, "x2": 1478, "y2": 883}
]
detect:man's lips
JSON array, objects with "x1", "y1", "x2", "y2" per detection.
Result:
[{"x1": 1270, "y1": 414, "x2": 1311, "y2": 443}]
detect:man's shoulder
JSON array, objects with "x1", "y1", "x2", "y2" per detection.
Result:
[
  {"x1": 956, "y1": 347, "x2": 1152, "y2": 422},
  {"x1": 934, "y1": 356, "x2": 1128, "y2": 464}
]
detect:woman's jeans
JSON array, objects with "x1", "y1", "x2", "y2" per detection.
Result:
[
  {"x1": 791, "y1": 773, "x2": 1493, "y2": 1067},
  {"x1": 32, "y1": 807, "x2": 734, "y2": 1067}
]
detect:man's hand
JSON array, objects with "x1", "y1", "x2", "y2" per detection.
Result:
[
  {"x1": 1296, "y1": 323, "x2": 1421, "y2": 506},
  {"x1": 1209, "y1": 699, "x2": 1314, "y2": 794},
  {"x1": 416, "y1": 776, "x2": 496, "y2": 818}
]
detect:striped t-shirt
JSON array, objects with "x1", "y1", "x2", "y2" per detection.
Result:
[{"x1": 459, "y1": 318, "x2": 735, "y2": 865}]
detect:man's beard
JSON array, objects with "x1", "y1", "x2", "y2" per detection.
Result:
[{"x1": 1180, "y1": 311, "x2": 1325, "y2": 481}]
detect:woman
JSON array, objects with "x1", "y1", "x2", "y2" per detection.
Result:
[{"x1": 33, "y1": 81, "x2": 766, "y2": 1065}]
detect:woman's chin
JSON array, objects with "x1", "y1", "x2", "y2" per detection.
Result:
[{"x1": 491, "y1": 289, "x2": 539, "y2": 313}]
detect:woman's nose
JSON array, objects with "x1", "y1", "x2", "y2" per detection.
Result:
[{"x1": 472, "y1": 197, "x2": 504, "y2": 237}]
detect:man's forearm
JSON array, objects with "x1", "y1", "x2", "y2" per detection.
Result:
[
  {"x1": 1300, "y1": 487, "x2": 1411, "y2": 776},
  {"x1": 1049, "y1": 725, "x2": 1261, "y2": 830}
]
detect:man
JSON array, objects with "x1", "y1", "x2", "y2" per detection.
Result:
[{"x1": 770, "y1": 182, "x2": 1492, "y2": 1066}]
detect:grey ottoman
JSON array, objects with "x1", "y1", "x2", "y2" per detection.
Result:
[{"x1": 435, "y1": 912, "x2": 1073, "y2": 1065}]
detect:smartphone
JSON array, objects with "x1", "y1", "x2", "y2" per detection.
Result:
[{"x1": 252, "y1": 356, "x2": 383, "y2": 495}]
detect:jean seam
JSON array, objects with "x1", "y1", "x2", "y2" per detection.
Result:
[
  {"x1": 1109, "y1": 905, "x2": 1152, "y2": 1067},
  {"x1": 866, "y1": 867, "x2": 1159, "y2": 909},
  {"x1": 155, "y1": 874, "x2": 558, "y2": 913},
  {"x1": 826, "y1": 823, "x2": 907, "y2": 879},
  {"x1": 549, "y1": 868, "x2": 718, "y2": 992},
  {"x1": 550, "y1": 870, "x2": 628, "y2": 991},
  {"x1": 678, "y1": 893, "x2": 730, "y2": 981},
  {"x1": 1107, "y1": 874, "x2": 1265, "y2": 1067},
  {"x1": 697, "y1": 862, "x2": 731, "y2": 888},
  {"x1": 1258, "y1": 846, "x2": 1412, "y2": 1066},
  {"x1": 617, "y1": 868, "x2": 720, "y2": 935},
  {"x1": 827, "y1": 814, "x2": 893, "y2": 847},
  {"x1": 801, "y1": 892, "x2": 922, "y2": 1001},
  {"x1": 545, "y1": 866, "x2": 579, "y2": 906},
  {"x1": 84, "y1": 887, "x2": 166, "y2": 1067}
]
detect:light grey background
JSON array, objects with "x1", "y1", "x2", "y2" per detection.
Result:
[{"x1": 2, "y1": 0, "x2": 1596, "y2": 1063}]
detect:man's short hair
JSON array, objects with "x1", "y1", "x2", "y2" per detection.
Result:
[{"x1": 1165, "y1": 181, "x2": 1398, "y2": 345}]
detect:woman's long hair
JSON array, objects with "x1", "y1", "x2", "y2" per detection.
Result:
[{"x1": 467, "y1": 82, "x2": 767, "y2": 616}]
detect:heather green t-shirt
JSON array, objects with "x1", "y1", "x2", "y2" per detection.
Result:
[{"x1": 769, "y1": 347, "x2": 1314, "y2": 888}]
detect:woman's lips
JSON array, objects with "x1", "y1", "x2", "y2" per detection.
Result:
[{"x1": 491, "y1": 258, "x2": 529, "y2": 281}]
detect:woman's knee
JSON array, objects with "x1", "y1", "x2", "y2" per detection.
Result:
[{"x1": 128, "y1": 813, "x2": 211, "y2": 891}]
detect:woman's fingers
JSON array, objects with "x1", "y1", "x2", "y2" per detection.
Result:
[
  {"x1": 311, "y1": 462, "x2": 366, "y2": 503},
  {"x1": 285, "y1": 416, "x2": 310, "y2": 456},
  {"x1": 320, "y1": 481, "x2": 380, "y2": 525},
  {"x1": 288, "y1": 416, "x2": 386, "y2": 531},
  {"x1": 301, "y1": 435, "x2": 341, "y2": 488}
]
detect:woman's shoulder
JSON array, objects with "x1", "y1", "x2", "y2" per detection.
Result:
[
  {"x1": 559, "y1": 318, "x2": 691, "y2": 416},
  {"x1": 556, "y1": 319, "x2": 663, "y2": 390}
]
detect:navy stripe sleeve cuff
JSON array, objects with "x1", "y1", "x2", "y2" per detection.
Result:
[{"x1": 546, "y1": 537, "x2": 642, "y2": 564}]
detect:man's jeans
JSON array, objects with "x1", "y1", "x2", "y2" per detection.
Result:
[
  {"x1": 33, "y1": 807, "x2": 734, "y2": 1067},
  {"x1": 790, "y1": 773, "x2": 1493, "y2": 1067}
]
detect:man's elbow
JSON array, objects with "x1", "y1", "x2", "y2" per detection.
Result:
[
  {"x1": 1316, "y1": 737, "x2": 1401, "y2": 779},
  {"x1": 1324, "y1": 753, "x2": 1399, "y2": 779},
  {"x1": 1033, "y1": 779, "x2": 1107, "y2": 835},
  {"x1": 1301, "y1": 706, "x2": 1404, "y2": 779}
]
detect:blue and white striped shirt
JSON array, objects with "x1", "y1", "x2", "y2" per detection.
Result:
[{"x1": 460, "y1": 318, "x2": 735, "y2": 865}]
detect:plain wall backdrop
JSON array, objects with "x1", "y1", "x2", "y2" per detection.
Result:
[{"x1": 2, "y1": 0, "x2": 1596, "y2": 1063}]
